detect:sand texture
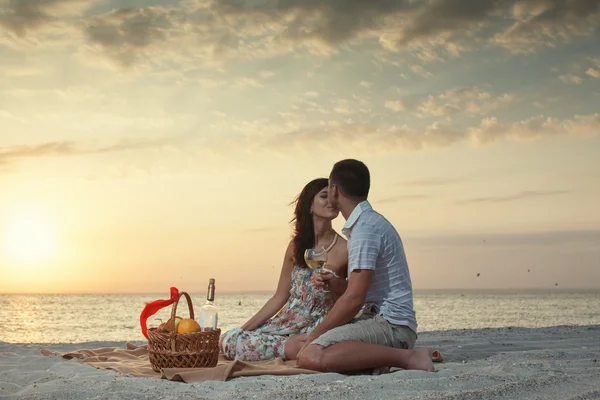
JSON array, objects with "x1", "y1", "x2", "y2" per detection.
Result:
[{"x1": 1, "y1": 324, "x2": 599, "y2": 400}]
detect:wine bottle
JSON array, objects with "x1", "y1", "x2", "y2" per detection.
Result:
[{"x1": 198, "y1": 278, "x2": 218, "y2": 331}]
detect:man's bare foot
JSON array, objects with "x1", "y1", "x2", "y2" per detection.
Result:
[
  {"x1": 407, "y1": 347, "x2": 435, "y2": 372},
  {"x1": 431, "y1": 349, "x2": 444, "y2": 363}
]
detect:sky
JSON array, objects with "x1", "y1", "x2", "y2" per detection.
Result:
[{"x1": 1, "y1": 0, "x2": 599, "y2": 294}]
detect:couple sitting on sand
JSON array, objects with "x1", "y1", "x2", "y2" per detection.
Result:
[{"x1": 220, "y1": 159, "x2": 436, "y2": 374}]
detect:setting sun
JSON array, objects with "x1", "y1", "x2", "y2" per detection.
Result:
[{"x1": 2, "y1": 207, "x2": 61, "y2": 264}]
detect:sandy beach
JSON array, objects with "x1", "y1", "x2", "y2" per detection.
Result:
[{"x1": 1, "y1": 324, "x2": 599, "y2": 400}]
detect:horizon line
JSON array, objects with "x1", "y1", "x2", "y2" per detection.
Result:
[{"x1": 2, "y1": 287, "x2": 599, "y2": 295}]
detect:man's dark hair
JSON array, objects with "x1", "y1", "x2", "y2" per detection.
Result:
[{"x1": 330, "y1": 159, "x2": 370, "y2": 200}]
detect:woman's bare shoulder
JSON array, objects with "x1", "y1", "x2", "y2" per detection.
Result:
[
  {"x1": 326, "y1": 234, "x2": 348, "y2": 273},
  {"x1": 334, "y1": 234, "x2": 347, "y2": 253}
]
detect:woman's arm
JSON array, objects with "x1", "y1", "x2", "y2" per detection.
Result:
[{"x1": 241, "y1": 241, "x2": 295, "y2": 331}]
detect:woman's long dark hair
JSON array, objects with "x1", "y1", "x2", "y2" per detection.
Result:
[{"x1": 290, "y1": 178, "x2": 329, "y2": 268}]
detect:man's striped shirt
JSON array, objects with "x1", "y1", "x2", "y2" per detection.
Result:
[{"x1": 342, "y1": 200, "x2": 418, "y2": 333}]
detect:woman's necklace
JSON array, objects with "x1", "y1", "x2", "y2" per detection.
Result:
[{"x1": 316, "y1": 230, "x2": 337, "y2": 250}]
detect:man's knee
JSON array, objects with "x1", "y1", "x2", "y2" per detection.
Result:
[{"x1": 297, "y1": 345, "x2": 326, "y2": 371}]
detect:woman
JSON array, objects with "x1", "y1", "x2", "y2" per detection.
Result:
[{"x1": 220, "y1": 178, "x2": 348, "y2": 362}]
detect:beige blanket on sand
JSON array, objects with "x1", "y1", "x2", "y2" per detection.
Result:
[{"x1": 41, "y1": 343, "x2": 318, "y2": 383}]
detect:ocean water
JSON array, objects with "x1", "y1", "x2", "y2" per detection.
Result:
[{"x1": 0, "y1": 290, "x2": 599, "y2": 344}]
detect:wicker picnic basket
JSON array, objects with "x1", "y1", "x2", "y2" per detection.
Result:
[{"x1": 147, "y1": 291, "x2": 220, "y2": 371}]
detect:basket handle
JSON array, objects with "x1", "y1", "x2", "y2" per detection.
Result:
[
  {"x1": 168, "y1": 291, "x2": 195, "y2": 352},
  {"x1": 169, "y1": 291, "x2": 195, "y2": 330}
]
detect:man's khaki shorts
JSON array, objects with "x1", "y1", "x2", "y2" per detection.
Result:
[{"x1": 311, "y1": 313, "x2": 417, "y2": 350}]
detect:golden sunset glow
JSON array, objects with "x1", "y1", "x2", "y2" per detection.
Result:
[
  {"x1": 1, "y1": 0, "x2": 600, "y2": 294},
  {"x1": 2, "y1": 206, "x2": 61, "y2": 265}
]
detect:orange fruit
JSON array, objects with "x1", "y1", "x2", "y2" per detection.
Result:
[{"x1": 177, "y1": 318, "x2": 201, "y2": 334}]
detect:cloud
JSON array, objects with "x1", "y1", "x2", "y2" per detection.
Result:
[
  {"x1": 469, "y1": 113, "x2": 600, "y2": 144},
  {"x1": 82, "y1": 7, "x2": 180, "y2": 67},
  {"x1": 3, "y1": 0, "x2": 599, "y2": 68},
  {"x1": 171, "y1": 70, "x2": 275, "y2": 89},
  {"x1": 384, "y1": 100, "x2": 406, "y2": 112},
  {"x1": 385, "y1": 86, "x2": 517, "y2": 119},
  {"x1": 559, "y1": 73, "x2": 583, "y2": 84},
  {"x1": 302, "y1": 91, "x2": 320, "y2": 98},
  {"x1": 333, "y1": 99, "x2": 352, "y2": 114},
  {"x1": 410, "y1": 64, "x2": 434, "y2": 78},
  {"x1": 410, "y1": 229, "x2": 600, "y2": 247},
  {"x1": 258, "y1": 70, "x2": 276, "y2": 79},
  {"x1": 155, "y1": 0, "x2": 600, "y2": 62},
  {"x1": 232, "y1": 77, "x2": 262, "y2": 88},
  {"x1": 212, "y1": 0, "x2": 415, "y2": 50},
  {"x1": 175, "y1": 1, "x2": 600, "y2": 62},
  {"x1": 71, "y1": 0, "x2": 414, "y2": 66},
  {"x1": 377, "y1": 194, "x2": 430, "y2": 204},
  {"x1": 455, "y1": 190, "x2": 571, "y2": 205},
  {"x1": 246, "y1": 116, "x2": 471, "y2": 153},
  {"x1": 492, "y1": 0, "x2": 600, "y2": 54},
  {"x1": 414, "y1": 46, "x2": 446, "y2": 63},
  {"x1": 230, "y1": 110, "x2": 600, "y2": 156},
  {"x1": 384, "y1": 0, "x2": 504, "y2": 47},
  {"x1": 74, "y1": 4, "x2": 259, "y2": 68},
  {"x1": 400, "y1": 178, "x2": 461, "y2": 187},
  {"x1": 194, "y1": 78, "x2": 228, "y2": 88},
  {"x1": 0, "y1": 0, "x2": 92, "y2": 36},
  {"x1": 556, "y1": 56, "x2": 600, "y2": 83},
  {"x1": 378, "y1": 0, "x2": 599, "y2": 56},
  {"x1": 0, "y1": 141, "x2": 78, "y2": 161},
  {"x1": 0, "y1": 66, "x2": 45, "y2": 78},
  {"x1": 0, "y1": 137, "x2": 179, "y2": 167},
  {"x1": 417, "y1": 87, "x2": 517, "y2": 118},
  {"x1": 586, "y1": 67, "x2": 600, "y2": 78},
  {"x1": 585, "y1": 57, "x2": 600, "y2": 78},
  {"x1": 5, "y1": 110, "x2": 597, "y2": 169},
  {"x1": 0, "y1": 109, "x2": 26, "y2": 124}
]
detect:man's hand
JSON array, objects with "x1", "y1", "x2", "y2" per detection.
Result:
[
  {"x1": 297, "y1": 332, "x2": 319, "y2": 358},
  {"x1": 312, "y1": 271, "x2": 347, "y2": 298},
  {"x1": 297, "y1": 338, "x2": 312, "y2": 357}
]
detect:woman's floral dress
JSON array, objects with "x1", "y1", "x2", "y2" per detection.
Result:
[{"x1": 220, "y1": 264, "x2": 336, "y2": 361}]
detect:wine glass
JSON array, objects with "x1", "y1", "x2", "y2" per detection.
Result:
[{"x1": 304, "y1": 247, "x2": 336, "y2": 292}]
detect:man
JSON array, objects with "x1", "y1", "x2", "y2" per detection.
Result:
[{"x1": 297, "y1": 159, "x2": 434, "y2": 373}]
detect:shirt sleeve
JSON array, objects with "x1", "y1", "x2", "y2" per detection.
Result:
[{"x1": 347, "y1": 228, "x2": 382, "y2": 273}]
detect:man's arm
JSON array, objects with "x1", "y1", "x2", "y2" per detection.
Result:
[
  {"x1": 303, "y1": 228, "x2": 382, "y2": 347},
  {"x1": 304, "y1": 268, "x2": 373, "y2": 343}
]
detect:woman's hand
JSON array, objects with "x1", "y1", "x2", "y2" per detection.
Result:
[
  {"x1": 311, "y1": 272, "x2": 328, "y2": 289},
  {"x1": 312, "y1": 270, "x2": 347, "y2": 297},
  {"x1": 241, "y1": 320, "x2": 258, "y2": 331}
]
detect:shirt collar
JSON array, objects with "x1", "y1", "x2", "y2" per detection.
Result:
[{"x1": 341, "y1": 200, "x2": 372, "y2": 237}]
